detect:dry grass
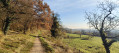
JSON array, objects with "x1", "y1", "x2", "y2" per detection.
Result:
[
  {"x1": 0, "y1": 31, "x2": 36, "y2": 53},
  {"x1": 39, "y1": 35, "x2": 54, "y2": 53},
  {"x1": 40, "y1": 30, "x2": 79, "y2": 53}
]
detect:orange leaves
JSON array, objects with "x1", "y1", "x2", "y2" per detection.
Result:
[
  {"x1": 0, "y1": 0, "x2": 53, "y2": 32},
  {"x1": 32, "y1": 0, "x2": 53, "y2": 30}
]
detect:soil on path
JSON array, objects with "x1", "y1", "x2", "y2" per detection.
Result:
[{"x1": 30, "y1": 37, "x2": 45, "y2": 53}]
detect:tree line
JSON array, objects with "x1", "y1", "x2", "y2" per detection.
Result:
[{"x1": 0, "y1": 0, "x2": 62, "y2": 37}]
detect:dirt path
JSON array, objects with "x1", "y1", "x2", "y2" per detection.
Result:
[{"x1": 30, "y1": 37, "x2": 45, "y2": 53}]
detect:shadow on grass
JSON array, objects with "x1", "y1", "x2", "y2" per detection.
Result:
[
  {"x1": 64, "y1": 37, "x2": 91, "y2": 40},
  {"x1": 64, "y1": 37, "x2": 81, "y2": 39},
  {"x1": 30, "y1": 35, "x2": 42, "y2": 38}
]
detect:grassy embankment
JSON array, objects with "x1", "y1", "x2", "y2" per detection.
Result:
[
  {"x1": 39, "y1": 34, "x2": 54, "y2": 53},
  {"x1": 39, "y1": 30, "x2": 79, "y2": 53},
  {"x1": 64, "y1": 33, "x2": 119, "y2": 53},
  {"x1": 0, "y1": 31, "x2": 36, "y2": 53}
]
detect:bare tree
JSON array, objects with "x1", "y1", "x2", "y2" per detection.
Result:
[{"x1": 85, "y1": 1, "x2": 119, "y2": 53}]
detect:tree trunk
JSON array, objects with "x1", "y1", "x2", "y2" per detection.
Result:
[
  {"x1": 3, "y1": 17, "x2": 10, "y2": 35},
  {"x1": 23, "y1": 24, "x2": 28, "y2": 34},
  {"x1": 23, "y1": 29, "x2": 26, "y2": 34},
  {"x1": 23, "y1": 26, "x2": 26, "y2": 34},
  {"x1": 80, "y1": 34, "x2": 81, "y2": 38},
  {"x1": 100, "y1": 30, "x2": 110, "y2": 53},
  {"x1": 1, "y1": 20, "x2": 5, "y2": 32}
]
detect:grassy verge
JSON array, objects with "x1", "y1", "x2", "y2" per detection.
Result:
[
  {"x1": 39, "y1": 35, "x2": 54, "y2": 53},
  {"x1": 40, "y1": 30, "x2": 79, "y2": 53},
  {"x1": 64, "y1": 33, "x2": 119, "y2": 53},
  {"x1": 0, "y1": 32, "x2": 35, "y2": 53}
]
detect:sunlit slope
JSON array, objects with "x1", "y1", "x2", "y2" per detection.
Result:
[{"x1": 64, "y1": 33, "x2": 119, "y2": 53}]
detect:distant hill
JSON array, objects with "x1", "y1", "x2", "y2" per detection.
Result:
[{"x1": 63, "y1": 27, "x2": 119, "y2": 37}]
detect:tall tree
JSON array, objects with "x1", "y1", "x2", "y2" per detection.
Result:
[
  {"x1": 50, "y1": 13, "x2": 61, "y2": 37},
  {"x1": 0, "y1": 0, "x2": 34, "y2": 35},
  {"x1": 0, "y1": 0, "x2": 12, "y2": 35},
  {"x1": 33, "y1": 0, "x2": 52, "y2": 30},
  {"x1": 85, "y1": 1, "x2": 118, "y2": 53}
]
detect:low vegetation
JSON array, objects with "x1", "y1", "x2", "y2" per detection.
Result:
[
  {"x1": 40, "y1": 30, "x2": 79, "y2": 53},
  {"x1": 0, "y1": 31, "x2": 35, "y2": 53},
  {"x1": 39, "y1": 35, "x2": 54, "y2": 53},
  {"x1": 64, "y1": 33, "x2": 119, "y2": 53}
]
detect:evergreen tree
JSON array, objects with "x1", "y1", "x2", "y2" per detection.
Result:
[{"x1": 51, "y1": 13, "x2": 61, "y2": 37}]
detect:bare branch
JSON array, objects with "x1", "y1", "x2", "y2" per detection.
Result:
[{"x1": 108, "y1": 40, "x2": 117, "y2": 47}]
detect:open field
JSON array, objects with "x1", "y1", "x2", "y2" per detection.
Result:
[{"x1": 64, "y1": 33, "x2": 119, "y2": 53}]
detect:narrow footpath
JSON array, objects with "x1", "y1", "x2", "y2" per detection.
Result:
[{"x1": 30, "y1": 37, "x2": 45, "y2": 53}]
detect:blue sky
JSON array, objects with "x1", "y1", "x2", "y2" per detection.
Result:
[{"x1": 44, "y1": 0, "x2": 119, "y2": 29}]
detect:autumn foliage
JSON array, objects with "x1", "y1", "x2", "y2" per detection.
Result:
[{"x1": 0, "y1": 0, "x2": 53, "y2": 34}]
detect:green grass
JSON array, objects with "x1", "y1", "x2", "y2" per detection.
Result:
[
  {"x1": 64, "y1": 33, "x2": 119, "y2": 53},
  {"x1": 39, "y1": 35, "x2": 54, "y2": 53},
  {"x1": 0, "y1": 33, "x2": 35, "y2": 53}
]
